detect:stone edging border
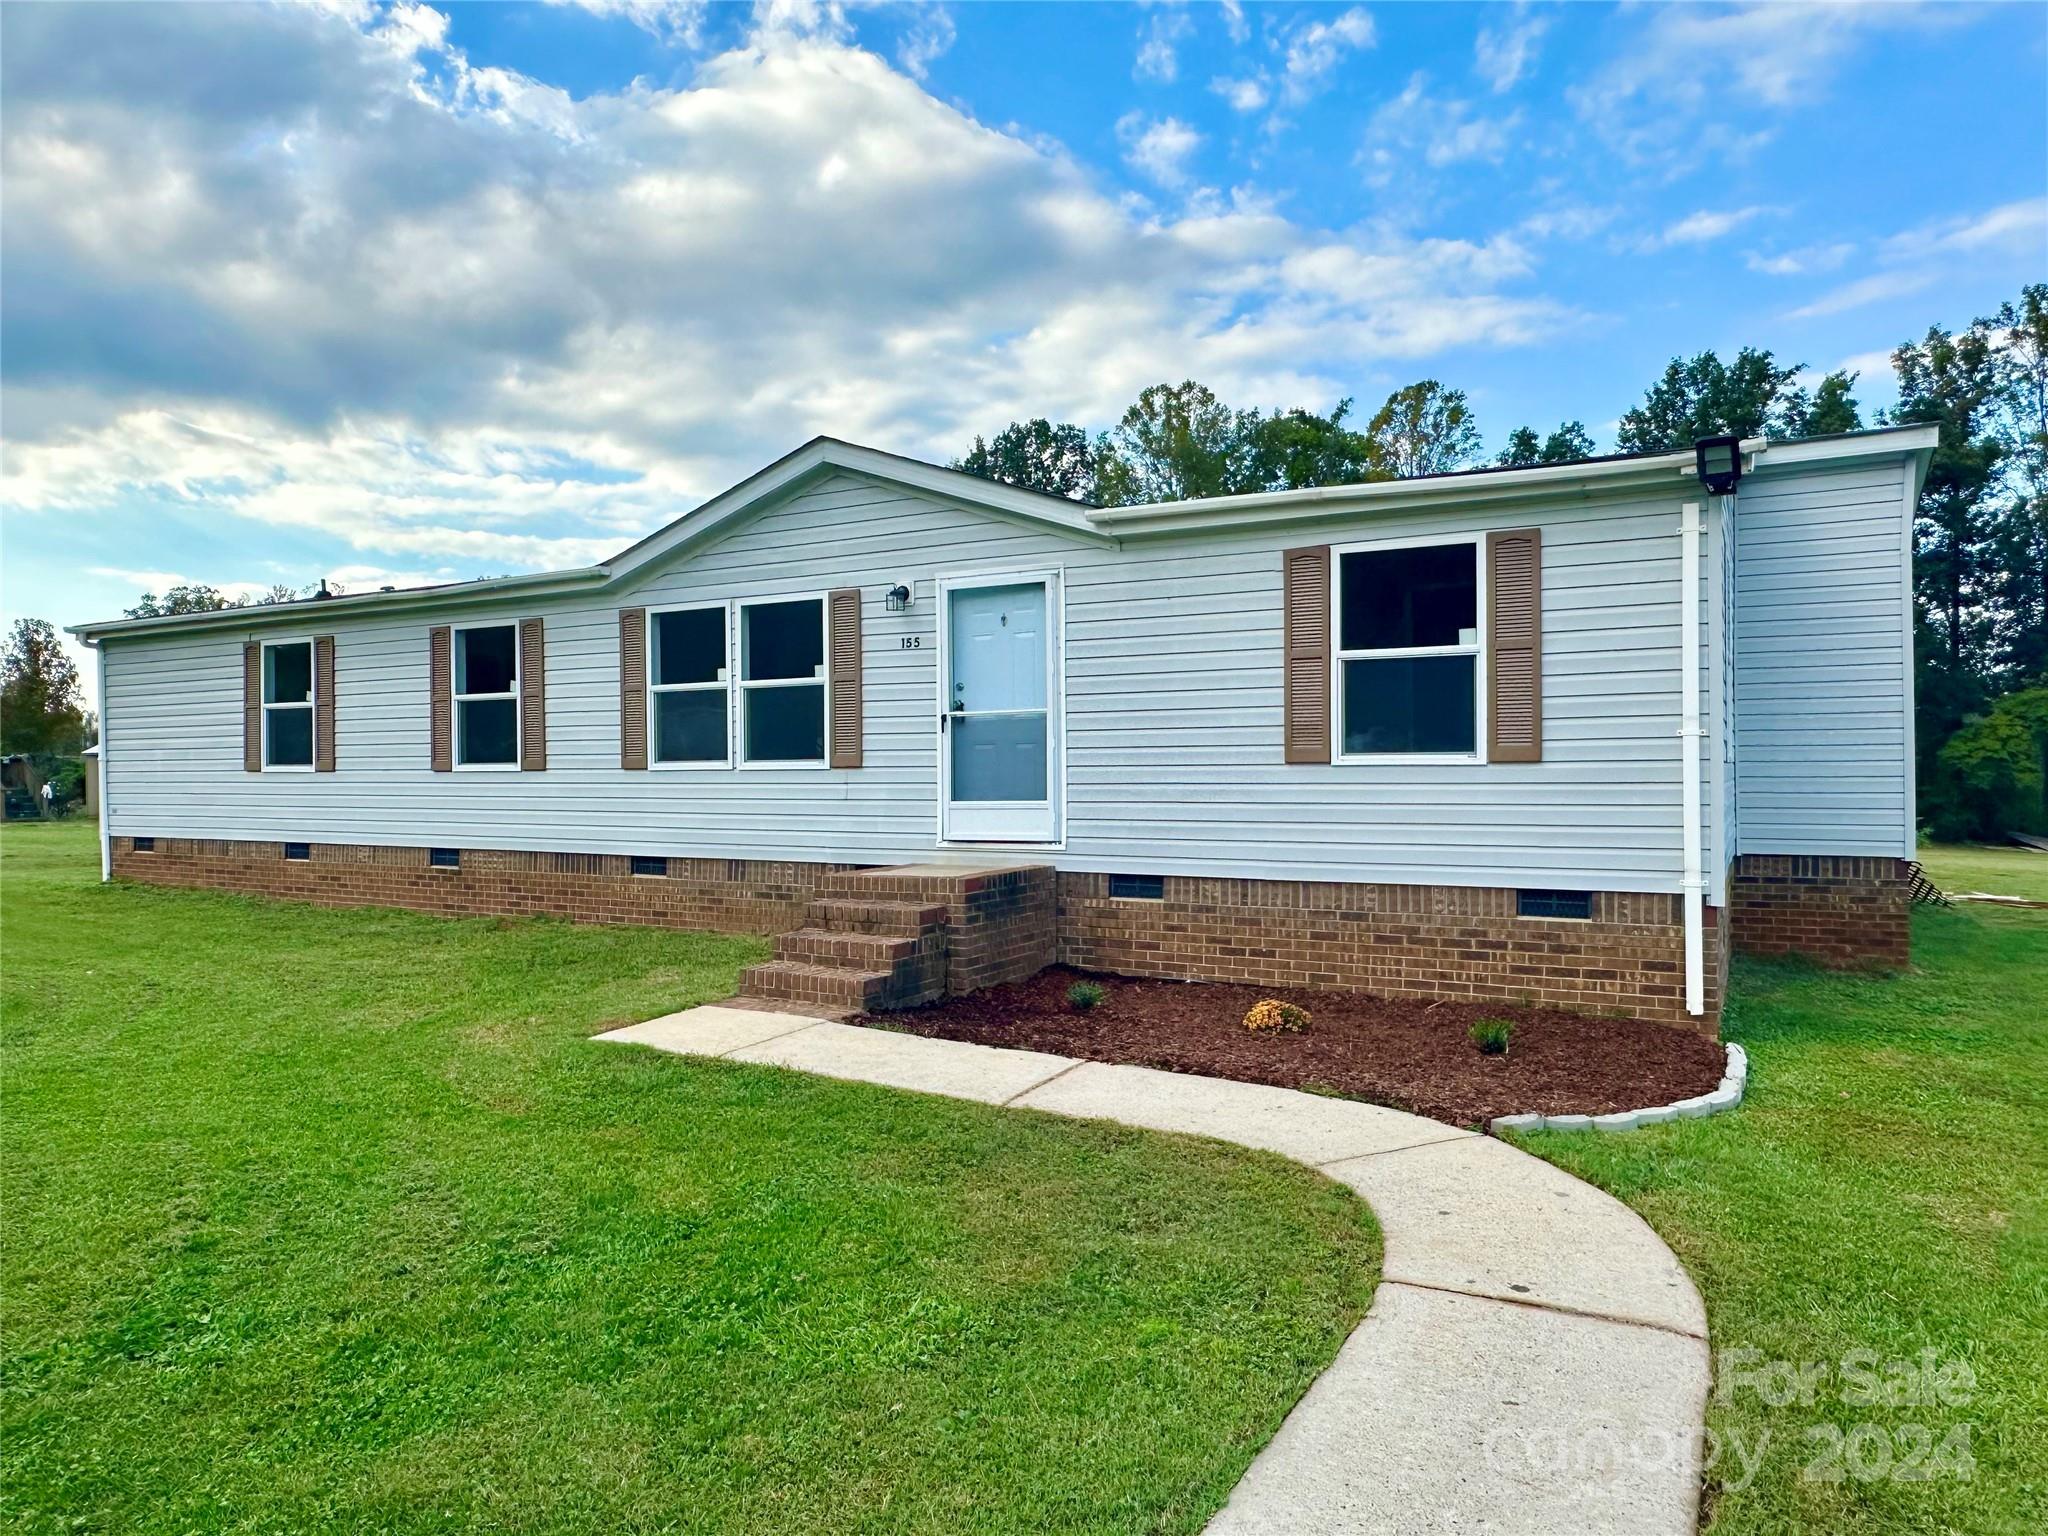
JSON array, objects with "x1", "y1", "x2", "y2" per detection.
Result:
[{"x1": 1490, "y1": 1042, "x2": 1748, "y2": 1135}]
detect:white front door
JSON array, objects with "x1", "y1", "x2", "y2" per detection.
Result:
[{"x1": 940, "y1": 575, "x2": 1059, "y2": 843}]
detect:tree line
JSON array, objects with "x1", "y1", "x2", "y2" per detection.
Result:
[{"x1": 955, "y1": 283, "x2": 2047, "y2": 842}]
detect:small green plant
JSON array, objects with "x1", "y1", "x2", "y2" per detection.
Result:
[
  {"x1": 1066, "y1": 980, "x2": 1107, "y2": 1012},
  {"x1": 1244, "y1": 999, "x2": 1312, "y2": 1033},
  {"x1": 1469, "y1": 1017, "x2": 1514, "y2": 1056}
]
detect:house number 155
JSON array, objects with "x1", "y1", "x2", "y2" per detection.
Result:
[{"x1": 899, "y1": 636, "x2": 924, "y2": 649}]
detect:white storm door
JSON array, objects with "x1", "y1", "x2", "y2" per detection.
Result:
[{"x1": 940, "y1": 577, "x2": 1057, "y2": 843}]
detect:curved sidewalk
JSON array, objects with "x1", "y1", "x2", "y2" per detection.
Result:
[{"x1": 595, "y1": 1006, "x2": 1710, "y2": 1535}]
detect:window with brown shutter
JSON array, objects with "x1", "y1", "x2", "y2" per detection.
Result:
[
  {"x1": 1282, "y1": 545, "x2": 1332, "y2": 763},
  {"x1": 1487, "y1": 528, "x2": 1543, "y2": 763},
  {"x1": 619, "y1": 607, "x2": 648, "y2": 770},
  {"x1": 314, "y1": 635, "x2": 336, "y2": 772},
  {"x1": 428, "y1": 625, "x2": 453, "y2": 772},
  {"x1": 518, "y1": 618, "x2": 546, "y2": 771},
  {"x1": 827, "y1": 586, "x2": 863, "y2": 768},
  {"x1": 242, "y1": 643, "x2": 262, "y2": 773}
]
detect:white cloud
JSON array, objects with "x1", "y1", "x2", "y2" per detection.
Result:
[
  {"x1": 1117, "y1": 112, "x2": 1202, "y2": 188},
  {"x1": 1220, "y1": 0, "x2": 1249, "y2": 46},
  {"x1": 1649, "y1": 205, "x2": 1774, "y2": 249},
  {"x1": 1473, "y1": 7, "x2": 1546, "y2": 93},
  {"x1": 1362, "y1": 74, "x2": 1517, "y2": 186},
  {"x1": 1744, "y1": 242, "x2": 1854, "y2": 277},
  {"x1": 543, "y1": 0, "x2": 708, "y2": 45},
  {"x1": 1134, "y1": 6, "x2": 1193, "y2": 83},
  {"x1": 1785, "y1": 197, "x2": 2044, "y2": 319},
  {"x1": 1, "y1": 3, "x2": 1573, "y2": 585},
  {"x1": 1572, "y1": 1, "x2": 1951, "y2": 167},
  {"x1": 1210, "y1": 74, "x2": 1269, "y2": 114},
  {"x1": 1281, "y1": 6, "x2": 1375, "y2": 105},
  {"x1": 1881, "y1": 196, "x2": 2048, "y2": 262},
  {"x1": 895, "y1": 5, "x2": 955, "y2": 81},
  {"x1": 1519, "y1": 204, "x2": 1617, "y2": 243}
]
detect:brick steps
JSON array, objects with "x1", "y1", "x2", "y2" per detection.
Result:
[
  {"x1": 738, "y1": 959, "x2": 896, "y2": 1011},
  {"x1": 775, "y1": 926, "x2": 923, "y2": 969},
  {"x1": 805, "y1": 896, "x2": 946, "y2": 936}
]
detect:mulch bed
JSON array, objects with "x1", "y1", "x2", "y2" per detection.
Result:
[{"x1": 858, "y1": 966, "x2": 1727, "y2": 1128}]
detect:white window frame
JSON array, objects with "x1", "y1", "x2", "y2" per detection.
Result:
[
  {"x1": 646, "y1": 600, "x2": 733, "y2": 771},
  {"x1": 260, "y1": 636, "x2": 317, "y2": 773},
  {"x1": 736, "y1": 591, "x2": 830, "y2": 771},
  {"x1": 1331, "y1": 531, "x2": 1488, "y2": 766},
  {"x1": 451, "y1": 620, "x2": 521, "y2": 772}
]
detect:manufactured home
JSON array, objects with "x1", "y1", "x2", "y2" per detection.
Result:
[{"x1": 72, "y1": 425, "x2": 1935, "y2": 1032}]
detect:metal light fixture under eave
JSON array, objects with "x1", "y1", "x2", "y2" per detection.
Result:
[{"x1": 1694, "y1": 435, "x2": 1743, "y2": 496}]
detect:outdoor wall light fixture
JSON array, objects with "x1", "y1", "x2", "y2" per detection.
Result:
[
  {"x1": 1694, "y1": 435, "x2": 1743, "y2": 496},
  {"x1": 885, "y1": 583, "x2": 913, "y2": 613}
]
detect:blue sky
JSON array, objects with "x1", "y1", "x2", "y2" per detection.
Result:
[{"x1": 3, "y1": 1, "x2": 2043, "y2": 708}]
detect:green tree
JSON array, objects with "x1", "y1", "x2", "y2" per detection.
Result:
[
  {"x1": 1930, "y1": 685, "x2": 2048, "y2": 840},
  {"x1": 1246, "y1": 399, "x2": 1386, "y2": 489},
  {"x1": 0, "y1": 618, "x2": 88, "y2": 756},
  {"x1": 1615, "y1": 348, "x2": 1806, "y2": 453},
  {"x1": 1801, "y1": 370, "x2": 1863, "y2": 436},
  {"x1": 1496, "y1": 421, "x2": 1595, "y2": 467},
  {"x1": 1893, "y1": 315, "x2": 2006, "y2": 800},
  {"x1": 1368, "y1": 380, "x2": 1481, "y2": 478},
  {"x1": 1093, "y1": 381, "x2": 1268, "y2": 504},
  {"x1": 1987, "y1": 285, "x2": 2048, "y2": 684},
  {"x1": 124, "y1": 583, "x2": 240, "y2": 619},
  {"x1": 954, "y1": 419, "x2": 1099, "y2": 502}
]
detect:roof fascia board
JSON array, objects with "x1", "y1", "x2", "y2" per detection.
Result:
[
  {"x1": 70, "y1": 567, "x2": 609, "y2": 644},
  {"x1": 1094, "y1": 456, "x2": 1699, "y2": 537},
  {"x1": 1744, "y1": 424, "x2": 1938, "y2": 471}
]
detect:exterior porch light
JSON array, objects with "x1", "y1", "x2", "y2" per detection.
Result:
[
  {"x1": 1694, "y1": 436, "x2": 1742, "y2": 496},
  {"x1": 885, "y1": 583, "x2": 913, "y2": 613}
]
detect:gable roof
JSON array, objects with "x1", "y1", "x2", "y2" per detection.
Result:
[{"x1": 68, "y1": 424, "x2": 1937, "y2": 642}]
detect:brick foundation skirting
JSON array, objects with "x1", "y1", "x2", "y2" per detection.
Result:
[
  {"x1": 115, "y1": 836, "x2": 1735, "y2": 1030},
  {"x1": 1728, "y1": 854, "x2": 1910, "y2": 970},
  {"x1": 1056, "y1": 873, "x2": 1725, "y2": 1031},
  {"x1": 111, "y1": 837, "x2": 856, "y2": 937}
]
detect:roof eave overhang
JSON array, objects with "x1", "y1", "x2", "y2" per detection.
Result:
[
  {"x1": 69, "y1": 567, "x2": 612, "y2": 644},
  {"x1": 1086, "y1": 451, "x2": 1705, "y2": 538}
]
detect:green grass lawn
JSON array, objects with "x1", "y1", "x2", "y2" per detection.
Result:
[
  {"x1": 1919, "y1": 842, "x2": 2048, "y2": 904},
  {"x1": 0, "y1": 822, "x2": 1377, "y2": 1535},
  {"x1": 1520, "y1": 903, "x2": 2047, "y2": 1535}
]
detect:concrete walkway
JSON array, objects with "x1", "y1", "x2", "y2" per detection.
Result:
[{"x1": 595, "y1": 1007, "x2": 1710, "y2": 1535}]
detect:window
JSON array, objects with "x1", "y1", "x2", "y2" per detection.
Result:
[
  {"x1": 1518, "y1": 889, "x2": 1592, "y2": 921},
  {"x1": 650, "y1": 605, "x2": 730, "y2": 765},
  {"x1": 1336, "y1": 540, "x2": 1482, "y2": 758},
  {"x1": 262, "y1": 639, "x2": 315, "y2": 769},
  {"x1": 429, "y1": 847, "x2": 460, "y2": 870},
  {"x1": 453, "y1": 624, "x2": 519, "y2": 768},
  {"x1": 739, "y1": 597, "x2": 826, "y2": 764},
  {"x1": 284, "y1": 841, "x2": 310, "y2": 862},
  {"x1": 1109, "y1": 874, "x2": 1166, "y2": 901},
  {"x1": 630, "y1": 854, "x2": 668, "y2": 877},
  {"x1": 133, "y1": 836, "x2": 156, "y2": 853}
]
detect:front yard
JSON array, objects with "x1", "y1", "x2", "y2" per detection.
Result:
[
  {"x1": 1523, "y1": 851, "x2": 2047, "y2": 1535},
  {"x1": 0, "y1": 822, "x2": 1376, "y2": 1534}
]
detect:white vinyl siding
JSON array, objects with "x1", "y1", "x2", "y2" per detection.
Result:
[
  {"x1": 100, "y1": 469, "x2": 1720, "y2": 892},
  {"x1": 1732, "y1": 460, "x2": 1914, "y2": 857}
]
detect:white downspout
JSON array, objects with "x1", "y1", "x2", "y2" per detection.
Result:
[
  {"x1": 1679, "y1": 500, "x2": 1706, "y2": 1016},
  {"x1": 96, "y1": 641, "x2": 111, "y2": 883}
]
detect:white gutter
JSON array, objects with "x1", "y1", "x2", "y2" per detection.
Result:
[
  {"x1": 1679, "y1": 499, "x2": 1707, "y2": 1016},
  {"x1": 95, "y1": 641, "x2": 111, "y2": 883}
]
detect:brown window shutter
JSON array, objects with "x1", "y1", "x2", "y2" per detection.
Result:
[
  {"x1": 428, "y1": 626, "x2": 452, "y2": 773},
  {"x1": 827, "y1": 587, "x2": 863, "y2": 769},
  {"x1": 1488, "y1": 528, "x2": 1543, "y2": 763},
  {"x1": 242, "y1": 643, "x2": 262, "y2": 773},
  {"x1": 314, "y1": 635, "x2": 336, "y2": 772},
  {"x1": 1282, "y1": 545, "x2": 1332, "y2": 764},
  {"x1": 518, "y1": 618, "x2": 546, "y2": 772},
  {"x1": 619, "y1": 607, "x2": 648, "y2": 771}
]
